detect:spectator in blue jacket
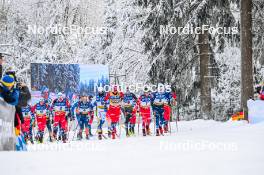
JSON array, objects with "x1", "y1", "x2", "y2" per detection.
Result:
[{"x1": 0, "y1": 75, "x2": 19, "y2": 106}]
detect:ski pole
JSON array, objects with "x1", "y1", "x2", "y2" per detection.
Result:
[
  {"x1": 153, "y1": 109, "x2": 156, "y2": 133},
  {"x1": 118, "y1": 112, "x2": 122, "y2": 138},
  {"x1": 175, "y1": 106, "x2": 178, "y2": 133},
  {"x1": 169, "y1": 111, "x2": 172, "y2": 135},
  {"x1": 137, "y1": 112, "x2": 140, "y2": 136},
  {"x1": 67, "y1": 118, "x2": 74, "y2": 141},
  {"x1": 71, "y1": 118, "x2": 79, "y2": 141}
]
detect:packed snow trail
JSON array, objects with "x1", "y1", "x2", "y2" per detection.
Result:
[
  {"x1": 0, "y1": 101, "x2": 264, "y2": 175},
  {"x1": 1, "y1": 119, "x2": 264, "y2": 175}
]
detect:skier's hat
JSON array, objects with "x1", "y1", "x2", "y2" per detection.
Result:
[{"x1": 1, "y1": 75, "x2": 15, "y2": 87}]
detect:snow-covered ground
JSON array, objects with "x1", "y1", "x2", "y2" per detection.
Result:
[{"x1": 0, "y1": 101, "x2": 264, "y2": 175}]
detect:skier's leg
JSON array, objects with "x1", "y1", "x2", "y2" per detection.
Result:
[
  {"x1": 154, "y1": 108, "x2": 160, "y2": 136},
  {"x1": 97, "y1": 110, "x2": 106, "y2": 140},
  {"x1": 85, "y1": 117, "x2": 90, "y2": 140},
  {"x1": 29, "y1": 124, "x2": 34, "y2": 144},
  {"x1": 89, "y1": 112, "x2": 94, "y2": 136},
  {"x1": 111, "y1": 122, "x2": 117, "y2": 139},
  {"x1": 146, "y1": 118, "x2": 151, "y2": 135},
  {"x1": 78, "y1": 116, "x2": 84, "y2": 140},
  {"x1": 46, "y1": 118, "x2": 53, "y2": 142},
  {"x1": 142, "y1": 120, "x2": 146, "y2": 136},
  {"x1": 53, "y1": 115, "x2": 59, "y2": 140},
  {"x1": 60, "y1": 114, "x2": 68, "y2": 143},
  {"x1": 159, "y1": 109, "x2": 164, "y2": 135},
  {"x1": 38, "y1": 116, "x2": 46, "y2": 143}
]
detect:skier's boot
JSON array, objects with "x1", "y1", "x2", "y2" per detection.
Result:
[
  {"x1": 112, "y1": 128, "x2": 116, "y2": 139},
  {"x1": 62, "y1": 133, "x2": 67, "y2": 143},
  {"x1": 112, "y1": 132, "x2": 116, "y2": 139},
  {"x1": 29, "y1": 136, "x2": 34, "y2": 144},
  {"x1": 126, "y1": 128, "x2": 129, "y2": 137},
  {"x1": 89, "y1": 128, "x2": 93, "y2": 137},
  {"x1": 77, "y1": 131, "x2": 83, "y2": 140},
  {"x1": 98, "y1": 131, "x2": 102, "y2": 140},
  {"x1": 39, "y1": 134, "x2": 44, "y2": 143},
  {"x1": 24, "y1": 134, "x2": 28, "y2": 143},
  {"x1": 146, "y1": 125, "x2": 151, "y2": 135},
  {"x1": 142, "y1": 128, "x2": 146, "y2": 136},
  {"x1": 49, "y1": 136, "x2": 53, "y2": 142},
  {"x1": 108, "y1": 130, "x2": 111, "y2": 138},
  {"x1": 159, "y1": 126, "x2": 164, "y2": 136},
  {"x1": 35, "y1": 135, "x2": 39, "y2": 143},
  {"x1": 132, "y1": 126, "x2": 135, "y2": 135},
  {"x1": 164, "y1": 124, "x2": 168, "y2": 133},
  {"x1": 53, "y1": 132, "x2": 57, "y2": 141},
  {"x1": 85, "y1": 128, "x2": 89, "y2": 140},
  {"x1": 156, "y1": 129, "x2": 160, "y2": 136},
  {"x1": 49, "y1": 132, "x2": 53, "y2": 142}
]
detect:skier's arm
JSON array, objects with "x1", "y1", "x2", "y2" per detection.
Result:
[
  {"x1": 132, "y1": 93, "x2": 137, "y2": 101},
  {"x1": 104, "y1": 92, "x2": 110, "y2": 101}
]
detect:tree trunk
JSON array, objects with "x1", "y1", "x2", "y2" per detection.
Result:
[
  {"x1": 240, "y1": 0, "x2": 253, "y2": 121},
  {"x1": 199, "y1": 30, "x2": 212, "y2": 119}
]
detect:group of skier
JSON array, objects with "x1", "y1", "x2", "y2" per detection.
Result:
[{"x1": 20, "y1": 85, "x2": 177, "y2": 144}]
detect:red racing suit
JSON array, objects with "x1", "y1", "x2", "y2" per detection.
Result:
[
  {"x1": 105, "y1": 91, "x2": 124, "y2": 123},
  {"x1": 32, "y1": 102, "x2": 49, "y2": 132},
  {"x1": 51, "y1": 98, "x2": 71, "y2": 132},
  {"x1": 163, "y1": 92, "x2": 177, "y2": 122},
  {"x1": 138, "y1": 94, "x2": 152, "y2": 126}
]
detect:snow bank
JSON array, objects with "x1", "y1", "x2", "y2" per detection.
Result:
[
  {"x1": 0, "y1": 119, "x2": 264, "y2": 175},
  {"x1": 248, "y1": 100, "x2": 264, "y2": 124}
]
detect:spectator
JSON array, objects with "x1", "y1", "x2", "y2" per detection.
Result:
[{"x1": 0, "y1": 75, "x2": 19, "y2": 106}]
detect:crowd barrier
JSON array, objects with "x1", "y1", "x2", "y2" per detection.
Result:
[{"x1": 0, "y1": 97, "x2": 15, "y2": 151}]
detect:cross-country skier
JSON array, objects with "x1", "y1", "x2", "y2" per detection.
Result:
[
  {"x1": 51, "y1": 92, "x2": 71, "y2": 143},
  {"x1": 122, "y1": 87, "x2": 137, "y2": 136},
  {"x1": 21, "y1": 104, "x2": 35, "y2": 144},
  {"x1": 32, "y1": 97, "x2": 50, "y2": 143},
  {"x1": 151, "y1": 85, "x2": 167, "y2": 136},
  {"x1": 105, "y1": 85, "x2": 124, "y2": 139},
  {"x1": 163, "y1": 92, "x2": 177, "y2": 133},
  {"x1": 138, "y1": 90, "x2": 152, "y2": 136},
  {"x1": 94, "y1": 87, "x2": 108, "y2": 140},
  {"x1": 41, "y1": 87, "x2": 53, "y2": 142},
  {"x1": 75, "y1": 94, "x2": 93, "y2": 140}
]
